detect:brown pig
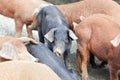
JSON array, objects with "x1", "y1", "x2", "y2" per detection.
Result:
[
  {"x1": 73, "y1": 14, "x2": 120, "y2": 80},
  {"x1": 57, "y1": 0, "x2": 120, "y2": 30}
]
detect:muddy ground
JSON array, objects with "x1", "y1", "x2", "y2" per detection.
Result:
[{"x1": 0, "y1": 15, "x2": 119, "y2": 80}]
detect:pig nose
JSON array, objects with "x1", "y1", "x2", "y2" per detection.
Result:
[
  {"x1": 54, "y1": 47, "x2": 63, "y2": 56},
  {"x1": 54, "y1": 51, "x2": 61, "y2": 57}
]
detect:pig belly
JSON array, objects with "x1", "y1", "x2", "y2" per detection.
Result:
[{"x1": 90, "y1": 40, "x2": 109, "y2": 61}]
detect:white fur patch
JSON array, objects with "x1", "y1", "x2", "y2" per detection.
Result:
[{"x1": 110, "y1": 34, "x2": 120, "y2": 47}]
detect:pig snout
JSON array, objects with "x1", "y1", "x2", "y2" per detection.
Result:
[
  {"x1": 53, "y1": 46, "x2": 65, "y2": 57},
  {"x1": 54, "y1": 48, "x2": 62, "y2": 57}
]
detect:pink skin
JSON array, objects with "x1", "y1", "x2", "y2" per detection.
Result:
[{"x1": 0, "y1": 0, "x2": 50, "y2": 38}]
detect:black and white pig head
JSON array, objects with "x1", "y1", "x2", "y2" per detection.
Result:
[{"x1": 44, "y1": 28, "x2": 78, "y2": 57}]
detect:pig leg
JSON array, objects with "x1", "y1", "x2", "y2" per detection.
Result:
[
  {"x1": 90, "y1": 54, "x2": 107, "y2": 68},
  {"x1": 109, "y1": 64, "x2": 118, "y2": 80},
  {"x1": 77, "y1": 42, "x2": 89, "y2": 80},
  {"x1": 15, "y1": 19, "x2": 24, "y2": 38},
  {"x1": 89, "y1": 54, "x2": 98, "y2": 68},
  {"x1": 26, "y1": 24, "x2": 33, "y2": 38},
  {"x1": 108, "y1": 49, "x2": 118, "y2": 80},
  {"x1": 38, "y1": 29, "x2": 44, "y2": 43}
]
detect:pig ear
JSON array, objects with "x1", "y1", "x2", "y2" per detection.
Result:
[
  {"x1": 73, "y1": 22, "x2": 78, "y2": 29},
  {"x1": 79, "y1": 16, "x2": 85, "y2": 21},
  {"x1": 0, "y1": 42, "x2": 18, "y2": 60},
  {"x1": 69, "y1": 30, "x2": 78, "y2": 40},
  {"x1": 110, "y1": 34, "x2": 120, "y2": 47},
  {"x1": 44, "y1": 28, "x2": 57, "y2": 42}
]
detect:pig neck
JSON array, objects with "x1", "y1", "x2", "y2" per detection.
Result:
[{"x1": 0, "y1": 0, "x2": 14, "y2": 18}]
